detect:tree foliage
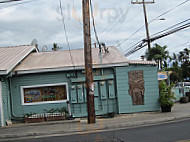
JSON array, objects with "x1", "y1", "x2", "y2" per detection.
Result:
[
  {"x1": 145, "y1": 44, "x2": 169, "y2": 70},
  {"x1": 144, "y1": 44, "x2": 190, "y2": 83}
]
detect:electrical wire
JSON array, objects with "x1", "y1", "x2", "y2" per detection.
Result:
[
  {"x1": 100, "y1": 4, "x2": 132, "y2": 38},
  {"x1": 123, "y1": 40, "x2": 144, "y2": 55},
  {"x1": 150, "y1": 18, "x2": 190, "y2": 38},
  {"x1": 123, "y1": 18, "x2": 190, "y2": 55},
  {"x1": 149, "y1": 0, "x2": 190, "y2": 24},
  {"x1": 117, "y1": 0, "x2": 190, "y2": 49},
  {"x1": 71, "y1": 0, "x2": 82, "y2": 26},
  {"x1": 112, "y1": 9, "x2": 142, "y2": 34},
  {"x1": 120, "y1": 25, "x2": 144, "y2": 53},
  {"x1": 59, "y1": 0, "x2": 75, "y2": 66},
  {"x1": 0, "y1": 0, "x2": 35, "y2": 9},
  {"x1": 124, "y1": 22, "x2": 190, "y2": 57},
  {"x1": 89, "y1": 0, "x2": 101, "y2": 48},
  {"x1": 174, "y1": 41, "x2": 190, "y2": 49},
  {"x1": 125, "y1": 22, "x2": 190, "y2": 56},
  {"x1": 149, "y1": 22, "x2": 190, "y2": 42},
  {"x1": 71, "y1": 0, "x2": 96, "y2": 44},
  {"x1": 0, "y1": 0, "x2": 24, "y2": 3}
]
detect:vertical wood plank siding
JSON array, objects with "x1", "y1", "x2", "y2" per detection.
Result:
[
  {"x1": 10, "y1": 72, "x2": 69, "y2": 117},
  {"x1": 10, "y1": 68, "x2": 117, "y2": 118},
  {"x1": 116, "y1": 65, "x2": 160, "y2": 113},
  {"x1": 1, "y1": 80, "x2": 11, "y2": 125},
  {"x1": 2, "y1": 65, "x2": 160, "y2": 120}
]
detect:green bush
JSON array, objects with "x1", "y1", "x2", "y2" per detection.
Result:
[{"x1": 159, "y1": 81, "x2": 176, "y2": 107}]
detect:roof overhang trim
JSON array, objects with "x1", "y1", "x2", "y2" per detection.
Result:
[
  {"x1": 0, "y1": 46, "x2": 37, "y2": 75},
  {"x1": 0, "y1": 70, "x2": 8, "y2": 75},
  {"x1": 14, "y1": 62, "x2": 129, "y2": 75}
]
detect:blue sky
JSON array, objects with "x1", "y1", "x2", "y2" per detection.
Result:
[{"x1": 0, "y1": 0, "x2": 189, "y2": 59}]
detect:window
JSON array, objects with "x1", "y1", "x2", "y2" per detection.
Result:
[{"x1": 21, "y1": 83, "x2": 68, "y2": 105}]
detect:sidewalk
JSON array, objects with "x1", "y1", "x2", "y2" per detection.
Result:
[{"x1": 0, "y1": 103, "x2": 190, "y2": 140}]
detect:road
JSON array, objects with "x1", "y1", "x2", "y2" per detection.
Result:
[{"x1": 3, "y1": 119, "x2": 190, "y2": 142}]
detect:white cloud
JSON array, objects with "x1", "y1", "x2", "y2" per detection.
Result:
[{"x1": 0, "y1": 0, "x2": 189, "y2": 59}]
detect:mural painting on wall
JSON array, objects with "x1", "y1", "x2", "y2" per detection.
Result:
[
  {"x1": 128, "y1": 70, "x2": 145, "y2": 105},
  {"x1": 24, "y1": 85, "x2": 67, "y2": 103}
]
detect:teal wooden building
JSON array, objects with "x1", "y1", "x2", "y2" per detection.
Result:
[{"x1": 0, "y1": 45, "x2": 160, "y2": 126}]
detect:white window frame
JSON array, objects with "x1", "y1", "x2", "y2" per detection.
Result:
[{"x1": 21, "y1": 83, "x2": 69, "y2": 106}]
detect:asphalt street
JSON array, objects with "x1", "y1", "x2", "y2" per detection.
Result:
[{"x1": 2, "y1": 118, "x2": 190, "y2": 142}]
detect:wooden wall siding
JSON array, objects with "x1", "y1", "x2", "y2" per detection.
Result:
[
  {"x1": 70, "y1": 68, "x2": 117, "y2": 117},
  {"x1": 10, "y1": 72, "x2": 69, "y2": 117},
  {"x1": 0, "y1": 81, "x2": 1, "y2": 126},
  {"x1": 71, "y1": 80, "x2": 117, "y2": 117},
  {"x1": 116, "y1": 65, "x2": 160, "y2": 114},
  {"x1": 10, "y1": 68, "x2": 117, "y2": 118},
  {"x1": 1, "y1": 80, "x2": 11, "y2": 125}
]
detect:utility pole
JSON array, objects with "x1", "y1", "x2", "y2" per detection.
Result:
[
  {"x1": 131, "y1": 0, "x2": 154, "y2": 53},
  {"x1": 82, "y1": 0, "x2": 96, "y2": 124}
]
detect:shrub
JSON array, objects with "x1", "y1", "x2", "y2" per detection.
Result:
[{"x1": 159, "y1": 81, "x2": 175, "y2": 107}]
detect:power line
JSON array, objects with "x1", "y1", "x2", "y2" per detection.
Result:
[
  {"x1": 112, "y1": 9, "x2": 142, "y2": 34},
  {"x1": 71, "y1": 0, "x2": 96, "y2": 44},
  {"x1": 120, "y1": 25, "x2": 144, "y2": 53},
  {"x1": 0, "y1": 0, "x2": 24, "y2": 3},
  {"x1": 89, "y1": 0, "x2": 101, "y2": 47},
  {"x1": 124, "y1": 21, "x2": 190, "y2": 57},
  {"x1": 0, "y1": 0, "x2": 35, "y2": 9},
  {"x1": 121, "y1": 18, "x2": 190, "y2": 54},
  {"x1": 124, "y1": 41, "x2": 144, "y2": 56},
  {"x1": 174, "y1": 41, "x2": 190, "y2": 49},
  {"x1": 125, "y1": 21, "x2": 190, "y2": 56},
  {"x1": 100, "y1": 4, "x2": 132, "y2": 38},
  {"x1": 59, "y1": 0, "x2": 74, "y2": 66},
  {"x1": 71, "y1": 0, "x2": 82, "y2": 26},
  {"x1": 117, "y1": 0, "x2": 190, "y2": 49},
  {"x1": 150, "y1": 18, "x2": 190, "y2": 38},
  {"x1": 149, "y1": 22, "x2": 190, "y2": 43},
  {"x1": 149, "y1": 0, "x2": 190, "y2": 23}
]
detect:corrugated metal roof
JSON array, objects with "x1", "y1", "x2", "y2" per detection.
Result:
[
  {"x1": 14, "y1": 46, "x2": 129, "y2": 74},
  {"x1": 0, "y1": 45, "x2": 37, "y2": 75},
  {"x1": 128, "y1": 60, "x2": 157, "y2": 65}
]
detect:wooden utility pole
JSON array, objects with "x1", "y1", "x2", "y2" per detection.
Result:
[
  {"x1": 131, "y1": 0, "x2": 154, "y2": 53},
  {"x1": 82, "y1": 0, "x2": 96, "y2": 124},
  {"x1": 142, "y1": 0, "x2": 151, "y2": 52}
]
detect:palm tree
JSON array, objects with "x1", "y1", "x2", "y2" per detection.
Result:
[
  {"x1": 178, "y1": 48, "x2": 190, "y2": 81},
  {"x1": 145, "y1": 44, "x2": 170, "y2": 70},
  {"x1": 168, "y1": 48, "x2": 190, "y2": 83},
  {"x1": 178, "y1": 48, "x2": 190, "y2": 62},
  {"x1": 170, "y1": 53, "x2": 178, "y2": 67}
]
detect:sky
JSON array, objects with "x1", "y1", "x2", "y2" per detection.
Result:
[{"x1": 0, "y1": 0, "x2": 189, "y2": 60}]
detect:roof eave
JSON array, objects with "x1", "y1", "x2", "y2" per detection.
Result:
[
  {"x1": 3, "y1": 46, "x2": 37, "y2": 75},
  {"x1": 0, "y1": 70, "x2": 8, "y2": 75},
  {"x1": 14, "y1": 62, "x2": 129, "y2": 75}
]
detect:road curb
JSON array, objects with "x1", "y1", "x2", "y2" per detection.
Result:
[
  {"x1": 1, "y1": 115, "x2": 190, "y2": 140},
  {"x1": 0, "y1": 119, "x2": 80, "y2": 130}
]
